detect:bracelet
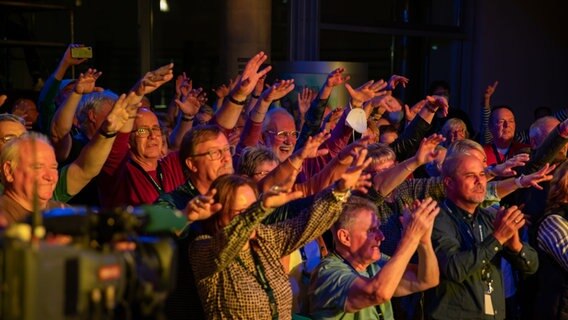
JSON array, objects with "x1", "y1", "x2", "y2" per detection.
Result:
[
  {"x1": 228, "y1": 95, "x2": 246, "y2": 105},
  {"x1": 514, "y1": 174, "x2": 526, "y2": 188},
  {"x1": 99, "y1": 130, "x2": 118, "y2": 138},
  {"x1": 182, "y1": 114, "x2": 195, "y2": 122},
  {"x1": 251, "y1": 93, "x2": 260, "y2": 99}
]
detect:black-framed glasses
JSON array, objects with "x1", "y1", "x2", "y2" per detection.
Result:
[
  {"x1": 267, "y1": 130, "x2": 299, "y2": 140},
  {"x1": 132, "y1": 126, "x2": 162, "y2": 138},
  {"x1": 191, "y1": 145, "x2": 235, "y2": 160}
]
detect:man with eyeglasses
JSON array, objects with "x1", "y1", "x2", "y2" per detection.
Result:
[{"x1": 97, "y1": 107, "x2": 186, "y2": 208}]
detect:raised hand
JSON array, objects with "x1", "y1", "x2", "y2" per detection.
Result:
[
  {"x1": 185, "y1": 189, "x2": 223, "y2": 222},
  {"x1": 326, "y1": 67, "x2": 351, "y2": 88},
  {"x1": 62, "y1": 44, "x2": 89, "y2": 66},
  {"x1": 175, "y1": 72, "x2": 192, "y2": 98},
  {"x1": 369, "y1": 95, "x2": 402, "y2": 113},
  {"x1": 493, "y1": 205, "x2": 525, "y2": 245},
  {"x1": 516, "y1": 163, "x2": 556, "y2": 190},
  {"x1": 231, "y1": 52, "x2": 272, "y2": 99},
  {"x1": 176, "y1": 88, "x2": 206, "y2": 117},
  {"x1": 213, "y1": 82, "x2": 230, "y2": 99},
  {"x1": 416, "y1": 134, "x2": 446, "y2": 165},
  {"x1": 337, "y1": 148, "x2": 373, "y2": 191},
  {"x1": 337, "y1": 135, "x2": 372, "y2": 164},
  {"x1": 262, "y1": 173, "x2": 304, "y2": 209},
  {"x1": 484, "y1": 81, "x2": 499, "y2": 102},
  {"x1": 74, "y1": 68, "x2": 103, "y2": 94},
  {"x1": 401, "y1": 197, "x2": 440, "y2": 243},
  {"x1": 345, "y1": 79, "x2": 388, "y2": 107},
  {"x1": 262, "y1": 79, "x2": 295, "y2": 102},
  {"x1": 297, "y1": 87, "x2": 317, "y2": 116},
  {"x1": 297, "y1": 131, "x2": 331, "y2": 160},
  {"x1": 404, "y1": 99, "x2": 426, "y2": 122},
  {"x1": 426, "y1": 95, "x2": 449, "y2": 117},
  {"x1": 492, "y1": 153, "x2": 530, "y2": 177},
  {"x1": 132, "y1": 63, "x2": 174, "y2": 96},
  {"x1": 387, "y1": 74, "x2": 409, "y2": 90},
  {"x1": 101, "y1": 92, "x2": 140, "y2": 133}
]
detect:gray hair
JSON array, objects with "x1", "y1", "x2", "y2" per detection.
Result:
[
  {"x1": 237, "y1": 146, "x2": 280, "y2": 177},
  {"x1": 0, "y1": 132, "x2": 52, "y2": 184},
  {"x1": 529, "y1": 116, "x2": 559, "y2": 148},
  {"x1": 0, "y1": 113, "x2": 26, "y2": 125},
  {"x1": 76, "y1": 90, "x2": 118, "y2": 133},
  {"x1": 446, "y1": 139, "x2": 485, "y2": 158},
  {"x1": 332, "y1": 196, "x2": 378, "y2": 234},
  {"x1": 261, "y1": 108, "x2": 294, "y2": 133}
]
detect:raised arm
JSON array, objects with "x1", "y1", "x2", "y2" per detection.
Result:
[
  {"x1": 50, "y1": 68, "x2": 103, "y2": 162},
  {"x1": 169, "y1": 87, "x2": 206, "y2": 150},
  {"x1": 296, "y1": 67, "x2": 350, "y2": 150},
  {"x1": 479, "y1": 81, "x2": 498, "y2": 144},
  {"x1": 344, "y1": 198, "x2": 439, "y2": 312},
  {"x1": 214, "y1": 52, "x2": 271, "y2": 130},
  {"x1": 38, "y1": 44, "x2": 88, "y2": 133},
  {"x1": 65, "y1": 92, "x2": 132, "y2": 196},
  {"x1": 373, "y1": 134, "x2": 445, "y2": 197}
]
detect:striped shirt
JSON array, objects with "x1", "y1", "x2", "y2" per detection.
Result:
[{"x1": 537, "y1": 214, "x2": 568, "y2": 272}]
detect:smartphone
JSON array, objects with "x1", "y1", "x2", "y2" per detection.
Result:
[{"x1": 71, "y1": 46, "x2": 93, "y2": 59}]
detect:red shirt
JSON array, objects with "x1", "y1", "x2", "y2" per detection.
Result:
[{"x1": 98, "y1": 133, "x2": 186, "y2": 208}]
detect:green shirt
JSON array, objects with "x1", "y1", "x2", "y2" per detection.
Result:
[{"x1": 308, "y1": 252, "x2": 394, "y2": 320}]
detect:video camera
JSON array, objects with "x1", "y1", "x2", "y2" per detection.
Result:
[{"x1": 0, "y1": 205, "x2": 187, "y2": 320}]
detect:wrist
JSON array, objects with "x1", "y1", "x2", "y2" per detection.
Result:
[
  {"x1": 228, "y1": 95, "x2": 247, "y2": 105},
  {"x1": 181, "y1": 114, "x2": 195, "y2": 122},
  {"x1": 331, "y1": 183, "x2": 351, "y2": 202},
  {"x1": 514, "y1": 174, "x2": 526, "y2": 188},
  {"x1": 99, "y1": 129, "x2": 118, "y2": 139}
]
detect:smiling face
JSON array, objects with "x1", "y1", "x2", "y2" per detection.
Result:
[
  {"x1": 3, "y1": 138, "x2": 58, "y2": 208},
  {"x1": 130, "y1": 109, "x2": 163, "y2": 162},
  {"x1": 263, "y1": 111, "x2": 297, "y2": 162}
]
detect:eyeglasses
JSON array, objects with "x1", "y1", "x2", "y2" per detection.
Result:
[
  {"x1": 0, "y1": 134, "x2": 22, "y2": 144},
  {"x1": 252, "y1": 170, "x2": 271, "y2": 178},
  {"x1": 191, "y1": 145, "x2": 235, "y2": 160},
  {"x1": 132, "y1": 126, "x2": 162, "y2": 138},
  {"x1": 267, "y1": 130, "x2": 299, "y2": 140}
]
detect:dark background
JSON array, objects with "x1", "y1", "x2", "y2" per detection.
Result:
[{"x1": 1, "y1": 0, "x2": 567, "y2": 133}]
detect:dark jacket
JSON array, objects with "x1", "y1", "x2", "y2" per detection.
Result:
[{"x1": 425, "y1": 200, "x2": 538, "y2": 320}]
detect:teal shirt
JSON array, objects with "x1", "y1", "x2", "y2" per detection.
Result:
[{"x1": 308, "y1": 252, "x2": 394, "y2": 320}]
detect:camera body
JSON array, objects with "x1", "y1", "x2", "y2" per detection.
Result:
[{"x1": 0, "y1": 206, "x2": 186, "y2": 320}]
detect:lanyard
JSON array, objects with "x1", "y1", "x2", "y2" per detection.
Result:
[
  {"x1": 332, "y1": 251, "x2": 385, "y2": 320},
  {"x1": 129, "y1": 159, "x2": 164, "y2": 194},
  {"x1": 491, "y1": 143, "x2": 509, "y2": 164},
  {"x1": 236, "y1": 249, "x2": 279, "y2": 320},
  {"x1": 442, "y1": 201, "x2": 493, "y2": 292}
]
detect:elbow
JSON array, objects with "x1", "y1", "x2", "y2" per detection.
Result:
[{"x1": 371, "y1": 289, "x2": 394, "y2": 306}]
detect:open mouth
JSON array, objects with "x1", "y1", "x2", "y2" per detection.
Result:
[{"x1": 279, "y1": 145, "x2": 292, "y2": 153}]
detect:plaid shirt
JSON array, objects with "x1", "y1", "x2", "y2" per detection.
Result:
[{"x1": 190, "y1": 187, "x2": 346, "y2": 319}]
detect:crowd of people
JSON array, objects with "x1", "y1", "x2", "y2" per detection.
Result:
[{"x1": 0, "y1": 44, "x2": 567, "y2": 320}]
